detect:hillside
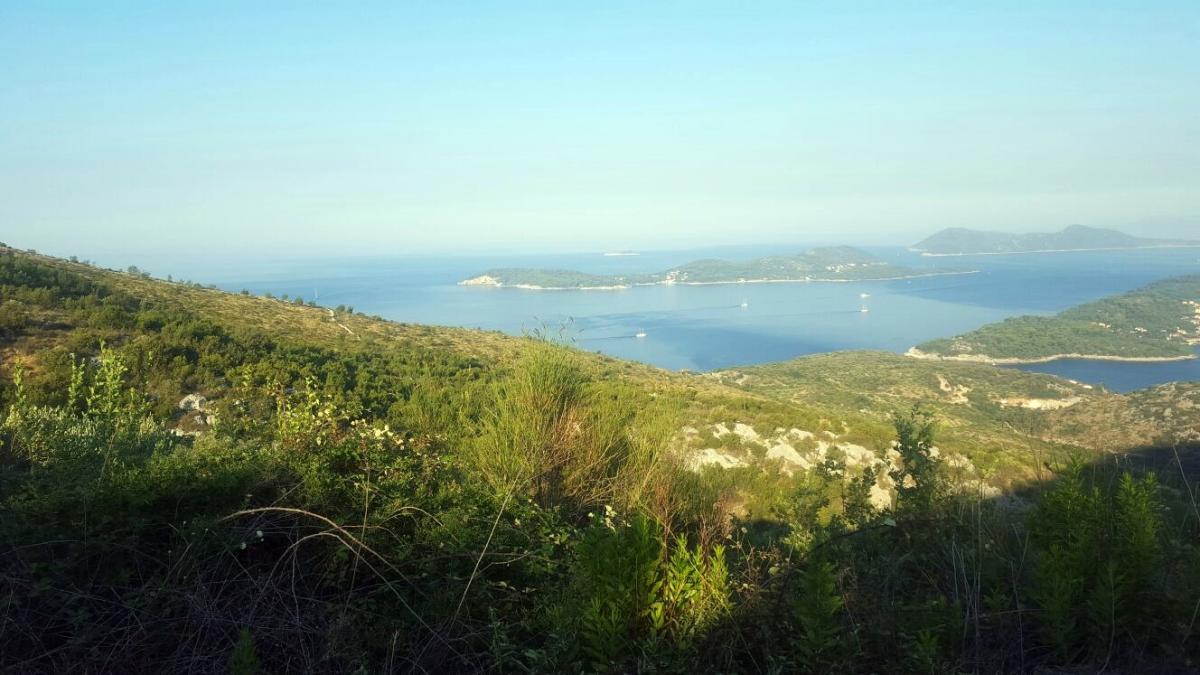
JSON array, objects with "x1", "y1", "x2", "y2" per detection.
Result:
[
  {"x1": 709, "y1": 351, "x2": 1199, "y2": 483},
  {"x1": 2, "y1": 246, "x2": 1161, "y2": 479},
  {"x1": 3, "y1": 246, "x2": 1198, "y2": 673},
  {"x1": 912, "y1": 274, "x2": 1200, "y2": 362},
  {"x1": 911, "y1": 224, "x2": 1198, "y2": 256},
  {"x1": 460, "y1": 246, "x2": 973, "y2": 289}
]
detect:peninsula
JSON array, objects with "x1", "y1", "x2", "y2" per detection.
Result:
[
  {"x1": 461, "y1": 246, "x2": 974, "y2": 289},
  {"x1": 909, "y1": 274, "x2": 1200, "y2": 363},
  {"x1": 910, "y1": 224, "x2": 1199, "y2": 256}
]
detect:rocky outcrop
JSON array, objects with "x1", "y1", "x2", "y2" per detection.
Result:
[{"x1": 178, "y1": 394, "x2": 208, "y2": 411}]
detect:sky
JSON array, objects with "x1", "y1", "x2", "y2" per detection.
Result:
[{"x1": 2, "y1": 1, "x2": 1198, "y2": 265}]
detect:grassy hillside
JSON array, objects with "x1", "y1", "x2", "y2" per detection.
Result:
[
  {"x1": 2, "y1": 246, "x2": 1198, "y2": 673},
  {"x1": 1047, "y1": 381, "x2": 1200, "y2": 454},
  {"x1": 709, "y1": 351, "x2": 1200, "y2": 485},
  {"x1": 914, "y1": 274, "x2": 1200, "y2": 361}
]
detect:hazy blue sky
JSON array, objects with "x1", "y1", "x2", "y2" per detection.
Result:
[{"x1": 2, "y1": 1, "x2": 1198, "y2": 262}]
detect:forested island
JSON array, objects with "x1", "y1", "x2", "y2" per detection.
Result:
[
  {"x1": 911, "y1": 224, "x2": 1199, "y2": 256},
  {"x1": 3, "y1": 244, "x2": 1199, "y2": 673},
  {"x1": 911, "y1": 274, "x2": 1200, "y2": 362},
  {"x1": 461, "y1": 246, "x2": 973, "y2": 289}
]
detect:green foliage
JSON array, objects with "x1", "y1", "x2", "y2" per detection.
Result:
[
  {"x1": 1029, "y1": 462, "x2": 1169, "y2": 664},
  {"x1": 229, "y1": 628, "x2": 260, "y2": 675},
  {"x1": 468, "y1": 342, "x2": 670, "y2": 513},
  {"x1": 569, "y1": 513, "x2": 730, "y2": 671},
  {"x1": 4, "y1": 349, "x2": 171, "y2": 483},
  {"x1": 890, "y1": 406, "x2": 944, "y2": 515},
  {"x1": 792, "y1": 559, "x2": 845, "y2": 667},
  {"x1": 1, "y1": 249, "x2": 102, "y2": 301},
  {"x1": 843, "y1": 465, "x2": 880, "y2": 526},
  {"x1": 905, "y1": 628, "x2": 941, "y2": 674}
]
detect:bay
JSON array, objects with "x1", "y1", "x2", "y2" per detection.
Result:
[{"x1": 206, "y1": 245, "x2": 1200, "y2": 392}]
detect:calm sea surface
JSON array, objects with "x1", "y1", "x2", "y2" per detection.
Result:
[{"x1": 203, "y1": 246, "x2": 1200, "y2": 392}]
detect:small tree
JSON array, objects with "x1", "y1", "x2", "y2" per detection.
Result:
[
  {"x1": 842, "y1": 465, "x2": 880, "y2": 527},
  {"x1": 889, "y1": 406, "x2": 943, "y2": 515}
]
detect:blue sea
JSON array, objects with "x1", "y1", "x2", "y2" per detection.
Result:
[{"x1": 200, "y1": 246, "x2": 1200, "y2": 393}]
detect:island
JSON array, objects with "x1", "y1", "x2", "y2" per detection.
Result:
[
  {"x1": 909, "y1": 274, "x2": 1200, "y2": 363},
  {"x1": 460, "y1": 246, "x2": 975, "y2": 289},
  {"x1": 910, "y1": 224, "x2": 1199, "y2": 256}
]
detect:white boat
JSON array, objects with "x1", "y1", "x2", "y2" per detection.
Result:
[
  {"x1": 604, "y1": 250, "x2": 639, "y2": 257},
  {"x1": 740, "y1": 301, "x2": 749, "y2": 308},
  {"x1": 634, "y1": 332, "x2": 647, "y2": 338}
]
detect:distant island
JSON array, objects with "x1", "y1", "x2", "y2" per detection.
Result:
[
  {"x1": 461, "y1": 246, "x2": 975, "y2": 290},
  {"x1": 909, "y1": 274, "x2": 1200, "y2": 363},
  {"x1": 910, "y1": 224, "x2": 1199, "y2": 256}
]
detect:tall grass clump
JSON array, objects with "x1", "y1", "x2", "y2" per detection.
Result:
[{"x1": 468, "y1": 340, "x2": 674, "y2": 513}]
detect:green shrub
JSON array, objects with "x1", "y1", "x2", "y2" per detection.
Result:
[
  {"x1": 1029, "y1": 463, "x2": 1167, "y2": 663},
  {"x1": 792, "y1": 559, "x2": 845, "y2": 668},
  {"x1": 890, "y1": 406, "x2": 944, "y2": 515},
  {"x1": 568, "y1": 513, "x2": 730, "y2": 671}
]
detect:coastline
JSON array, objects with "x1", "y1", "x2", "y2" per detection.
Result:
[
  {"x1": 459, "y1": 269, "x2": 979, "y2": 291},
  {"x1": 912, "y1": 244, "x2": 1200, "y2": 258},
  {"x1": 904, "y1": 347, "x2": 1197, "y2": 365}
]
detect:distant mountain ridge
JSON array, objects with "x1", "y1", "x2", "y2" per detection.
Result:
[{"x1": 911, "y1": 224, "x2": 1198, "y2": 256}]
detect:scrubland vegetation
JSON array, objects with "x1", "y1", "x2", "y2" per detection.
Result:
[{"x1": 2, "y1": 248, "x2": 1199, "y2": 673}]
